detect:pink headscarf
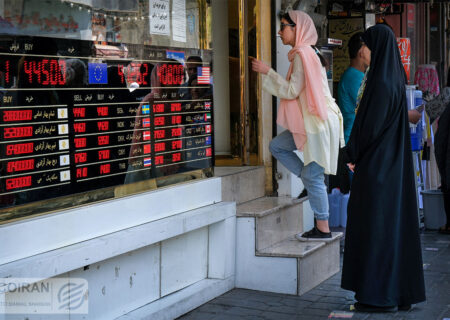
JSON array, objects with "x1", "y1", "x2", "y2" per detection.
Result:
[{"x1": 277, "y1": 10, "x2": 328, "y2": 150}]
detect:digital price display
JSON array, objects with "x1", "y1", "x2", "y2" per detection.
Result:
[{"x1": 0, "y1": 36, "x2": 213, "y2": 210}]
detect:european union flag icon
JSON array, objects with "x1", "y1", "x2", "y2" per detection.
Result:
[{"x1": 88, "y1": 63, "x2": 108, "y2": 84}]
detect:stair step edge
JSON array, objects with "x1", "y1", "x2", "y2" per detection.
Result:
[
  {"x1": 237, "y1": 196, "x2": 308, "y2": 218},
  {"x1": 256, "y1": 232, "x2": 343, "y2": 258}
]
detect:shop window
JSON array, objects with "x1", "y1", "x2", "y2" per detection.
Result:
[{"x1": 0, "y1": 0, "x2": 214, "y2": 223}]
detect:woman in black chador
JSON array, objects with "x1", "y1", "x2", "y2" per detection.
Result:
[{"x1": 341, "y1": 24, "x2": 426, "y2": 312}]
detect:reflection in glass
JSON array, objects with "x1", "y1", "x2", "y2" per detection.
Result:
[{"x1": 0, "y1": 0, "x2": 214, "y2": 222}]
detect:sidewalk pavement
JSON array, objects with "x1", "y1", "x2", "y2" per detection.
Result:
[{"x1": 178, "y1": 231, "x2": 450, "y2": 320}]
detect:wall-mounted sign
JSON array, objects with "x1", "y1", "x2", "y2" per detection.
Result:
[{"x1": 397, "y1": 38, "x2": 411, "y2": 81}]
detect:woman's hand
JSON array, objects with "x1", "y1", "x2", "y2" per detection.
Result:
[
  {"x1": 251, "y1": 58, "x2": 270, "y2": 75},
  {"x1": 347, "y1": 163, "x2": 355, "y2": 172}
]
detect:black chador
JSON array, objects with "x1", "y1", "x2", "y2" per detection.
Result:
[{"x1": 341, "y1": 24, "x2": 426, "y2": 307}]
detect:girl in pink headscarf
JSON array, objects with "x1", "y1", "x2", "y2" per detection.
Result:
[{"x1": 252, "y1": 10, "x2": 344, "y2": 240}]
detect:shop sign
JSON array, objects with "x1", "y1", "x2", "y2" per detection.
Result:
[{"x1": 397, "y1": 38, "x2": 411, "y2": 81}]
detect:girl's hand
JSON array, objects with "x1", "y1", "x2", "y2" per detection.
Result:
[
  {"x1": 251, "y1": 58, "x2": 270, "y2": 75},
  {"x1": 347, "y1": 163, "x2": 355, "y2": 172}
]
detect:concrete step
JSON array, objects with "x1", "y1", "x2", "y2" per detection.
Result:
[
  {"x1": 235, "y1": 195, "x2": 343, "y2": 296},
  {"x1": 214, "y1": 166, "x2": 265, "y2": 205},
  {"x1": 237, "y1": 196, "x2": 305, "y2": 251},
  {"x1": 258, "y1": 233, "x2": 342, "y2": 295}
]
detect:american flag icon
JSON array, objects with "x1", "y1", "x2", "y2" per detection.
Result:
[
  {"x1": 197, "y1": 67, "x2": 211, "y2": 84},
  {"x1": 143, "y1": 131, "x2": 151, "y2": 141},
  {"x1": 143, "y1": 118, "x2": 150, "y2": 127},
  {"x1": 144, "y1": 157, "x2": 152, "y2": 167}
]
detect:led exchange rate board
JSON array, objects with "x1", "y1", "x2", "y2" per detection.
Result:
[{"x1": 0, "y1": 36, "x2": 213, "y2": 208}]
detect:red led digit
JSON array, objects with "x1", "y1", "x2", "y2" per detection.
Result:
[
  {"x1": 154, "y1": 117, "x2": 165, "y2": 126},
  {"x1": 100, "y1": 164, "x2": 111, "y2": 175},
  {"x1": 74, "y1": 152, "x2": 87, "y2": 164},
  {"x1": 59, "y1": 60, "x2": 66, "y2": 85},
  {"x1": 172, "y1": 140, "x2": 182, "y2": 150},
  {"x1": 172, "y1": 153, "x2": 181, "y2": 162},
  {"x1": 155, "y1": 155, "x2": 164, "y2": 165},
  {"x1": 76, "y1": 167, "x2": 88, "y2": 178},
  {"x1": 98, "y1": 149, "x2": 110, "y2": 160},
  {"x1": 153, "y1": 103, "x2": 164, "y2": 113},
  {"x1": 7, "y1": 159, "x2": 34, "y2": 173},
  {"x1": 41, "y1": 59, "x2": 50, "y2": 85},
  {"x1": 154, "y1": 130, "x2": 165, "y2": 139},
  {"x1": 3, "y1": 110, "x2": 32, "y2": 122},
  {"x1": 98, "y1": 135, "x2": 109, "y2": 145},
  {"x1": 6, "y1": 142, "x2": 34, "y2": 155},
  {"x1": 49, "y1": 59, "x2": 58, "y2": 85},
  {"x1": 24, "y1": 61, "x2": 34, "y2": 83},
  {"x1": 171, "y1": 127, "x2": 182, "y2": 137},
  {"x1": 142, "y1": 63, "x2": 149, "y2": 85},
  {"x1": 171, "y1": 115, "x2": 181, "y2": 125},
  {"x1": 171, "y1": 103, "x2": 181, "y2": 112},
  {"x1": 5, "y1": 60, "x2": 10, "y2": 84},
  {"x1": 97, "y1": 121, "x2": 109, "y2": 131},
  {"x1": 97, "y1": 107, "x2": 108, "y2": 116},
  {"x1": 5, "y1": 176, "x2": 32, "y2": 190},
  {"x1": 157, "y1": 64, "x2": 166, "y2": 85},
  {"x1": 167, "y1": 64, "x2": 173, "y2": 85},
  {"x1": 180, "y1": 65, "x2": 184, "y2": 84},
  {"x1": 73, "y1": 123, "x2": 86, "y2": 133},
  {"x1": 73, "y1": 108, "x2": 86, "y2": 118},
  {"x1": 135, "y1": 63, "x2": 142, "y2": 84},
  {"x1": 4, "y1": 126, "x2": 33, "y2": 139},
  {"x1": 155, "y1": 142, "x2": 165, "y2": 152},
  {"x1": 127, "y1": 63, "x2": 138, "y2": 84},
  {"x1": 117, "y1": 65, "x2": 125, "y2": 84},
  {"x1": 74, "y1": 137, "x2": 87, "y2": 148}
]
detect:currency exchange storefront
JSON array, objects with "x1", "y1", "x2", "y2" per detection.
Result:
[{"x1": 0, "y1": 1, "x2": 235, "y2": 319}]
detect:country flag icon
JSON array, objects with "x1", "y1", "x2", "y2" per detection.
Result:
[
  {"x1": 204, "y1": 102, "x2": 211, "y2": 110},
  {"x1": 204, "y1": 113, "x2": 211, "y2": 122},
  {"x1": 143, "y1": 144, "x2": 151, "y2": 154},
  {"x1": 88, "y1": 62, "x2": 108, "y2": 84},
  {"x1": 57, "y1": 108, "x2": 68, "y2": 119},
  {"x1": 59, "y1": 155, "x2": 70, "y2": 166},
  {"x1": 205, "y1": 136, "x2": 212, "y2": 145},
  {"x1": 143, "y1": 131, "x2": 151, "y2": 141},
  {"x1": 205, "y1": 125, "x2": 211, "y2": 133},
  {"x1": 143, "y1": 118, "x2": 150, "y2": 128},
  {"x1": 206, "y1": 148, "x2": 212, "y2": 157},
  {"x1": 197, "y1": 66, "x2": 211, "y2": 84},
  {"x1": 144, "y1": 157, "x2": 152, "y2": 167},
  {"x1": 60, "y1": 170, "x2": 71, "y2": 182},
  {"x1": 58, "y1": 124, "x2": 69, "y2": 135},
  {"x1": 142, "y1": 104, "x2": 150, "y2": 114},
  {"x1": 59, "y1": 139, "x2": 69, "y2": 150}
]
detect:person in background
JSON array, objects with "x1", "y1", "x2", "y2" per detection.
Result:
[
  {"x1": 252, "y1": 10, "x2": 344, "y2": 240},
  {"x1": 428, "y1": 70, "x2": 450, "y2": 234},
  {"x1": 341, "y1": 24, "x2": 425, "y2": 312},
  {"x1": 338, "y1": 32, "x2": 366, "y2": 144}
]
